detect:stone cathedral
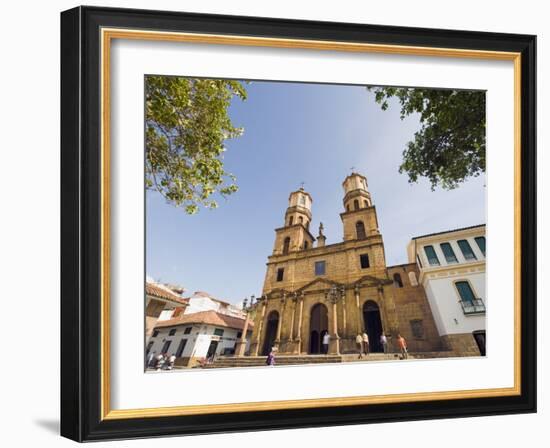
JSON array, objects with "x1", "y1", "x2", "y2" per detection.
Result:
[{"x1": 248, "y1": 172, "x2": 443, "y2": 357}]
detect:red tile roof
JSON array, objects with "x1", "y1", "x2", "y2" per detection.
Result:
[
  {"x1": 146, "y1": 282, "x2": 189, "y2": 306},
  {"x1": 154, "y1": 310, "x2": 253, "y2": 331}
]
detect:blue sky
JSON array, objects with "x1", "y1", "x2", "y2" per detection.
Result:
[{"x1": 146, "y1": 80, "x2": 485, "y2": 304}]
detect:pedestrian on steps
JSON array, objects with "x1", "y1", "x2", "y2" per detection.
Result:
[
  {"x1": 362, "y1": 332, "x2": 370, "y2": 356},
  {"x1": 356, "y1": 333, "x2": 364, "y2": 359},
  {"x1": 397, "y1": 334, "x2": 408, "y2": 359},
  {"x1": 322, "y1": 332, "x2": 330, "y2": 354},
  {"x1": 380, "y1": 334, "x2": 388, "y2": 354},
  {"x1": 266, "y1": 348, "x2": 276, "y2": 366}
]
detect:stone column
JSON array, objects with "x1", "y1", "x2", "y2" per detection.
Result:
[
  {"x1": 295, "y1": 296, "x2": 304, "y2": 354},
  {"x1": 329, "y1": 300, "x2": 340, "y2": 355},
  {"x1": 252, "y1": 299, "x2": 267, "y2": 356},
  {"x1": 234, "y1": 312, "x2": 250, "y2": 357},
  {"x1": 355, "y1": 285, "x2": 363, "y2": 334},
  {"x1": 274, "y1": 294, "x2": 286, "y2": 351},
  {"x1": 378, "y1": 285, "x2": 399, "y2": 352},
  {"x1": 340, "y1": 289, "x2": 349, "y2": 353},
  {"x1": 342, "y1": 289, "x2": 347, "y2": 336},
  {"x1": 289, "y1": 295, "x2": 297, "y2": 342}
]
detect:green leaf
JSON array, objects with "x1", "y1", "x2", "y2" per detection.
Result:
[
  {"x1": 368, "y1": 86, "x2": 485, "y2": 190},
  {"x1": 145, "y1": 76, "x2": 247, "y2": 213}
]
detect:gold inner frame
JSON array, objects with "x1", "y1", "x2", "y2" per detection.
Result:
[{"x1": 100, "y1": 27, "x2": 522, "y2": 420}]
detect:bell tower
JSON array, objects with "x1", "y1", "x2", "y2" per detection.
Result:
[
  {"x1": 285, "y1": 187, "x2": 312, "y2": 229},
  {"x1": 340, "y1": 172, "x2": 380, "y2": 242},
  {"x1": 272, "y1": 187, "x2": 315, "y2": 255},
  {"x1": 342, "y1": 172, "x2": 372, "y2": 212}
]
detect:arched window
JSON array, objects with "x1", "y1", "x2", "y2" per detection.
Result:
[
  {"x1": 393, "y1": 273, "x2": 403, "y2": 288},
  {"x1": 364, "y1": 200, "x2": 369, "y2": 208},
  {"x1": 457, "y1": 239, "x2": 477, "y2": 261},
  {"x1": 455, "y1": 281, "x2": 476, "y2": 304},
  {"x1": 288, "y1": 216, "x2": 294, "y2": 226},
  {"x1": 346, "y1": 204, "x2": 350, "y2": 212},
  {"x1": 299, "y1": 216, "x2": 304, "y2": 224},
  {"x1": 356, "y1": 221, "x2": 366, "y2": 239},
  {"x1": 304, "y1": 241, "x2": 309, "y2": 250},
  {"x1": 474, "y1": 236, "x2": 486, "y2": 256},
  {"x1": 354, "y1": 199, "x2": 360, "y2": 210},
  {"x1": 283, "y1": 237, "x2": 291, "y2": 255}
]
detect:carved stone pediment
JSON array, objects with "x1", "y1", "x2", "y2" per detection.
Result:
[
  {"x1": 264, "y1": 288, "x2": 292, "y2": 300},
  {"x1": 296, "y1": 277, "x2": 345, "y2": 295},
  {"x1": 353, "y1": 274, "x2": 392, "y2": 288},
  {"x1": 265, "y1": 275, "x2": 391, "y2": 299}
]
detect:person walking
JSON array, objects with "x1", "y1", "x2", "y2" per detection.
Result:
[
  {"x1": 168, "y1": 354, "x2": 176, "y2": 370},
  {"x1": 155, "y1": 353, "x2": 164, "y2": 371},
  {"x1": 397, "y1": 334, "x2": 408, "y2": 359},
  {"x1": 380, "y1": 334, "x2": 388, "y2": 354},
  {"x1": 266, "y1": 348, "x2": 276, "y2": 366},
  {"x1": 362, "y1": 332, "x2": 370, "y2": 356},
  {"x1": 356, "y1": 333, "x2": 364, "y2": 359},
  {"x1": 322, "y1": 332, "x2": 330, "y2": 354}
]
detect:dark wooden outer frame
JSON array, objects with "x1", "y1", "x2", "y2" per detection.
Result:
[{"x1": 61, "y1": 6, "x2": 537, "y2": 442}]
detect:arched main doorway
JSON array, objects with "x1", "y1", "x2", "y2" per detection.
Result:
[
  {"x1": 262, "y1": 311, "x2": 279, "y2": 355},
  {"x1": 363, "y1": 300, "x2": 384, "y2": 352},
  {"x1": 309, "y1": 303, "x2": 329, "y2": 354}
]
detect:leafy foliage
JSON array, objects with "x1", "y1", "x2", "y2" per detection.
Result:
[
  {"x1": 146, "y1": 76, "x2": 247, "y2": 214},
  {"x1": 368, "y1": 87, "x2": 486, "y2": 190}
]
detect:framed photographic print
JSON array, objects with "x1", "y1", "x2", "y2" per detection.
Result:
[{"x1": 60, "y1": 6, "x2": 536, "y2": 442}]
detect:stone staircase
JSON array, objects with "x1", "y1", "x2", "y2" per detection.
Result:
[
  {"x1": 202, "y1": 355, "x2": 342, "y2": 368},
  {"x1": 341, "y1": 353, "x2": 403, "y2": 362},
  {"x1": 200, "y1": 351, "x2": 448, "y2": 369}
]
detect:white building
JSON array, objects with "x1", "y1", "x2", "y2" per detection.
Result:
[
  {"x1": 145, "y1": 281, "x2": 189, "y2": 340},
  {"x1": 407, "y1": 224, "x2": 486, "y2": 356},
  {"x1": 147, "y1": 310, "x2": 253, "y2": 368},
  {"x1": 158, "y1": 291, "x2": 246, "y2": 321}
]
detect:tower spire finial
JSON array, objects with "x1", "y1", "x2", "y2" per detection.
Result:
[{"x1": 317, "y1": 221, "x2": 326, "y2": 248}]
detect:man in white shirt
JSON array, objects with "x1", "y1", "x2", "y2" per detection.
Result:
[
  {"x1": 155, "y1": 353, "x2": 164, "y2": 371},
  {"x1": 380, "y1": 334, "x2": 388, "y2": 353},
  {"x1": 168, "y1": 354, "x2": 176, "y2": 370},
  {"x1": 362, "y1": 332, "x2": 370, "y2": 355},
  {"x1": 356, "y1": 334, "x2": 364, "y2": 359},
  {"x1": 322, "y1": 332, "x2": 330, "y2": 354}
]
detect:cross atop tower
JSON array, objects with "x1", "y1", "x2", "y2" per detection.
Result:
[{"x1": 299, "y1": 181, "x2": 305, "y2": 190}]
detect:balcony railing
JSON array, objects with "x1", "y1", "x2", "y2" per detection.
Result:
[{"x1": 460, "y1": 298, "x2": 486, "y2": 315}]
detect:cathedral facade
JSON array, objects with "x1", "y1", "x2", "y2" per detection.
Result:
[{"x1": 248, "y1": 172, "x2": 444, "y2": 357}]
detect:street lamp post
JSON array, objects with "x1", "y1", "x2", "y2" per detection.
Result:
[{"x1": 235, "y1": 295, "x2": 252, "y2": 357}]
